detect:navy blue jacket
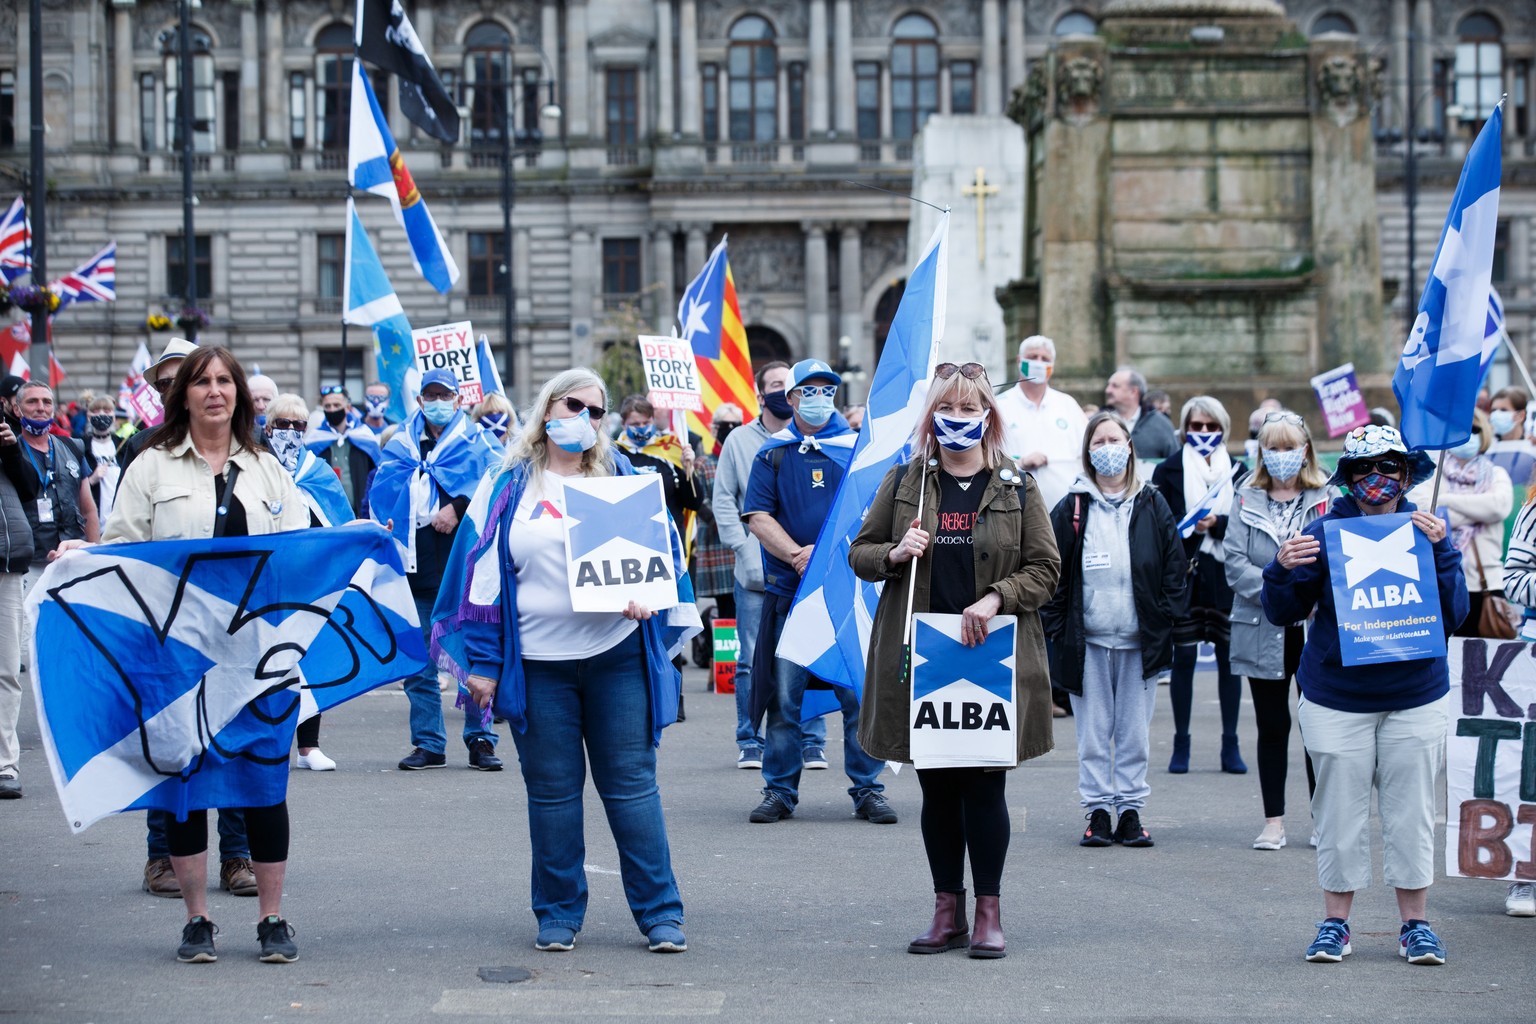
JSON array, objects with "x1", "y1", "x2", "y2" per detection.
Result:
[{"x1": 1261, "y1": 496, "x2": 1469, "y2": 713}]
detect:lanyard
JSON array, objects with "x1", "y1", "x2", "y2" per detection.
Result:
[{"x1": 24, "y1": 439, "x2": 54, "y2": 492}]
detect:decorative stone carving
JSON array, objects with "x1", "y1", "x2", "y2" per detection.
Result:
[
  {"x1": 1007, "y1": 62, "x2": 1048, "y2": 130},
  {"x1": 1316, "y1": 53, "x2": 1365, "y2": 126},
  {"x1": 282, "y1": 0, "x2": 354, "y2": 48},
  {"x1": 699, "y1": 0, "x2": 807, "y2": 43},
  {"x1": 436, "y1": 0, "x2": 541, "y2": 49},
  {"x1": 730, "y1": 229, "x2": 805, "y2": 293},
  {"x1": 1055, "y1": 56, "x2": 1103, "y2": 124},
  {"x1": 854, "y1": 4, "x2": 978, "y2": 39},
  {"x1": 1103, "y1": 0, "x2": 1284, "y2": 16},
  {"x1": 860, "y1": 223, "x2": 907, "y2": 297},
  {"x1": 0, "y1": 0, "x2": 16, "y2": 48}
]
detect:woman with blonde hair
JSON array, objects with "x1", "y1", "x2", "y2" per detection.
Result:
[
  {"x1": 472, "y1": 392, "x2": 519, "y2": 446},
  {"x1": 432, "y1": 367, "x2": 694, "y2": 954},
  {"x1": 851, "y1": 361, "x2": 1060, "y2": 959},
  {"x1": 1224, "y1": 410, "x2": 1331, "y2": 850}
]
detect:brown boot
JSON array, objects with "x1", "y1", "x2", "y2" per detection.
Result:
[
  {"x1": 969, "y1": 895, "x2": 1005, "y2": 958},
  {"x1": 220, "y1": 857, "x2": 258, "y2": 897},
  {"x1": 142, "y1": 857, "x2": 182, "y2": 899},
  {"x1": 907, "y1": 890, "x2": 968, "y2": 954}
]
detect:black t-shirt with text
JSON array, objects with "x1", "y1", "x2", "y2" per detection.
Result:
[{"x1": 929, "y1": 468, "x2": 988, "y2": 615}]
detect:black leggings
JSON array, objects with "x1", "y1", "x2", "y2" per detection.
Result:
[
  {"x1": 916, "y1": 768, "x2": 1009, "y2": 897},
  {"x1": 165, "y1": 802, "x2": 290, "y2": 862},
  {"x1": 296, "y1": 713, "x2": 321, "y2": 749},
  {"x1": 1247, "y1": 625, "x2": 1314, "y2": 818}
]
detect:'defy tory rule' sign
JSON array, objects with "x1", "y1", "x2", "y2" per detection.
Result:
[{"x1": 412, "y1": 320, "x2": 482, "y2": 404}]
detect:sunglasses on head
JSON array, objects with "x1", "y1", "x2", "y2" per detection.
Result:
[
  {"x1": 560, "y1": 395, "x2": 606, "y2": 420},
  {"x1": 269, "y1": 418, "x2": 307, "y2": 432},
  {"x1": 1348, "y1": 457, "x2": 1405, "y2": 478},
  {"x1": 935, "y1": 362, "x2": 988, "y2": 381},
  {"x1": 1264, "y1": 410, "x2": 1305, "y2": 426},
  {"x1": 320, "y1": 385, "x2": 347, "y2": 396}
]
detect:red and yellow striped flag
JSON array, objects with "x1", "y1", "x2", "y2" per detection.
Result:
[{"x1": 678, "y1": 239, "x2": 757, "y2": 452}]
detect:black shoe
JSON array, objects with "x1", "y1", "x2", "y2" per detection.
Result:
[
  {"x1": 749, "y1": 792, "x2": 793, "y2": 823},
  {"x1": 676, "y1": 692, "x2": 686, "y2": 722},
  {"x1": 1080, "y1": 809, "x2": 1113, "y2": 847},
  {"x1": 1114, "y1": 809, "x2": 1154, "y2": 847},
  {"x1": 256, "y1": 915, "x2": 299, "y2": 963},
  {"x1": 854, "y1": 793, "x2": 898, "y2": 824},
  {"x1": 177, "y1": 916, "x2": 218, "y2": 963},
  {"x1": 467, "y1": 739, "x2": 503, "y2": 771},
  {"x1": 398, "y1": 747, "x2": 447, "y2": 770}
]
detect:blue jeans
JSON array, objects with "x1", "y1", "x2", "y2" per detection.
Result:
[
  {"x1": 510, "y1": 629, "x2": 683, "y2": 934},
  {"x1": 406, "y1": 594, "x2": 497, "y2": 754},
  {"x1": 760, "y1": 606, "x2": 883, "y2": 810},
  {"x1": 146, "y1": 808, "x2": 247, "y2": 860},
  {"x1": 734, "y1": 583, "x2": 824, "y2": 754}
]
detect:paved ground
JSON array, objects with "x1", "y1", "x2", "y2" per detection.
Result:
[{"x1": 3, "y1": 663, "x2": 1533, "y2": 1023}]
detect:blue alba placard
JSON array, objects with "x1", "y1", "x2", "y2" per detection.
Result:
[{"x1": 1323, "y1": 513, "x2": 1447, "y2": 666}]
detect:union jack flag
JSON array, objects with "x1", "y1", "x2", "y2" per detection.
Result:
[
  {"x1": 51, "y1": 242, "x2": 116, "y2": 307},
  {"x1": 0, "y1": 197, "x2": 29, "y2": 284}
]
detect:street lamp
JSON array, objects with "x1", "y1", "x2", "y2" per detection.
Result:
[{"x1": 158, "y1": 4, "x2": 211, "y2": 341}]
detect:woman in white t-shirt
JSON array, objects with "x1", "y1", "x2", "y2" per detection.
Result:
[{"x1": 431, "y1": 367, "x2": 690, "y2": 955}]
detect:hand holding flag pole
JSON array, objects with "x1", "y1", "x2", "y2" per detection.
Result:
[{"x1": 900, "y1": 452, "x2": 933, "y2": 691}]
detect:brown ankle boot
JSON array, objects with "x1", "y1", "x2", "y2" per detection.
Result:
[
  {"x1": 969, "y1": 895, "x2": 1005, "y2": 958},
  {"x1": 907, "y1": 890, "x2": 968, "y2": 954}
]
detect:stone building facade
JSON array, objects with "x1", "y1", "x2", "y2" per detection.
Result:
[{"x1": 0, "y1": 0, "x2": 1532, "y2": 407}]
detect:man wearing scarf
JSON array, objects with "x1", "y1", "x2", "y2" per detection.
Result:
[
  {"x1": 369, "y1": 369, "x2": 504, "y2": 771},
  {"x1": 307, "y1": 385, "x2": 382, "y2": 515}
]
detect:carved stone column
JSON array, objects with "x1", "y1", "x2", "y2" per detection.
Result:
[
  {"x1": 655, "y1": 0, "x2": 674, "y2": 137},
  {"x1": 837, "y1": 223, "x2": 865, "y2": 380},
  {"x1": 263, "y1": 3, "x2": 285, "y2": 144},
  {"x1": 1006, "y1": 0, "x2": 1026, "y2": 95},
  {"x1": 679, "y1": 0, "x2": 700, "y2": 136},
  {"x1": 803, "y1": 223, "x2": 830, "y2": 363},
  {"x1": 981, "y1": 0, "x2": 1002, "y2": 116},
  {"x1": 685, "y1": 224, "x2": 708, "y2": 274},
  {"x1": 809, "y1": 0, "x2": 829, "y2": 136},
  {"x1": 833, "y1": 0, "x2": 853, "y2": 135},
  {"x1": 653, "y1": 226, "x2": 676, "y2": 332},
  {"x1": 567, "y1": 0, "x2": 591, "y2": 138},
  {"x1": 113, "y1": 3, "x2": 135, "y2": 149}
]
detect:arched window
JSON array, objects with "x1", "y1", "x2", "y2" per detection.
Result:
[
  {"x1": 1311, "y1": 12, "x2": 1357, "y2": 35},
  {"x1": 1053, "y1": 12, "x2": 1097, "y2": 36},
  {"x1": 465, "y1": 22, "x2": 511, "y2": 148},
  {"x1": 728, "y1": 15, "x2": 776, "y2": 142},
  {"x1": 1456, "y1": 13, "x2": 1502, "y2": 123},
  {"x1": 315, "y1": 22, "x2": 354, "y2": 151},
  {"x1": 891, "y1": 14, "x2": 938, "y2": 141}
]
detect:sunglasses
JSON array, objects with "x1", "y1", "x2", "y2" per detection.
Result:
[
  {"x1": 320, "y1": 385, "x2": 348, "y2": 396},
  {"x1": 1348, "y1": 457, "x2": 1405, "y2": 478},
  {"x1": 935, "y1": 362, "x2": 988, "y2": 381},
  {"x1": 796, "y1": 384, "x2": 838, "y2": 398},
  {"x1": 269, "y1": 418, "x2": 307, "y2": 432},
  {"x1": 1186, "y1": 420, "x2": 1222, "y2": 432},
  {"x1": 560, "y1": 395, "x2": 606, "y2": 420}
]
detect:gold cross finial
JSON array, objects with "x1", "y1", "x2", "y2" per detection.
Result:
[{"x1": 960, "y1": 166, "x2": 1000, "y2": 264}]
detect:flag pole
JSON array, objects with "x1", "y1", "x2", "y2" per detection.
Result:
[
  {"x1": 1427, "y1": 447, "x2": 1448, "y2": 511},
  {"x1": 1499, "y1": 327, "x2": 1536, "y2": 397},
  {"x1": 900, "y1": 452, "x2": 933, "y2": 688}
]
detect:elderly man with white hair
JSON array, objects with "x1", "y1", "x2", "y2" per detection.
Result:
[
  {"x1": 247, "y1": 374, "x2": 279, "y2": 430},
  {"x1": 994, "y1": 335, "x2": 1088, "y2": 514}
]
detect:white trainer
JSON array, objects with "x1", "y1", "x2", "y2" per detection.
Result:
[
  {"x1": 296, "y1": 750, "x2": 337, "y2": 771},
  {"x1": 1506, "y1": 881, "x2": 1536, "y2": 917}
]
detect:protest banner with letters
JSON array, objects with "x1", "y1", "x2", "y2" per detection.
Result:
[
  {"x1": 1445, "y1": 638, "x2": 1536, "y2": 881},
  {"x1": 637, "y1": 335, "x2": 703, "y2": 412},
  {"x1": 1324, "y1": 513, "x2": 1446, "y2": 666},
  {"x1": 909, "y1": 613, "x2": 1017, "y2": 770},
  {"x1": 124, "y1": 382, "x2": 163, "y2": 427},
  {"x1": 412, "y1": 320, "x2": 482, "y2": 404},
  {"x1": 561, "y1": 474, "x2": 680, "y2": 613},
  {"x1": 1310, "y1": 363, "x2": 1371, "y2": 438},
  {"x1": 713, "y1": 618, "x2": 738, "y2": 694}
]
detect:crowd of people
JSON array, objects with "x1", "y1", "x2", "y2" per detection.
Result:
[{"x1": 3, "y1": 332, "x2": 1534, "y2": 970}]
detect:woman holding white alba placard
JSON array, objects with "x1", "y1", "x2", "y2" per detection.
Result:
[{"x1": 850, "y1": 362, "x2": 1060, "y2": 960}]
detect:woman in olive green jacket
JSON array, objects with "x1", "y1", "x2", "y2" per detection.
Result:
[{"x1": 849, "y1": 363, "x2": 1060, "y2": 960}]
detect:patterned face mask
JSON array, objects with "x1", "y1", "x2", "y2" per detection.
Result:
[
  {"x1": 1185, "y1": 431, "x2": 1223, "y2": 457},
  {"x1": 933, "y1": 411, "x2": 988, "y2": 451},
  {"x1": 545, "y1": 414, "x2": 597, "y2": 453},
  {"x1": 267, "y1": 428, "x2": 305, "y2": 472},
  {"x1": 1261, "y1": 447, "x2": 1306, "y2": 481},
  {"x1": 625, "y1": 424, "x2": 656, "y2": 446},
  {"x1": 1349, "y1": 473, "x2": 1405, "y2": 507},
  {"x1": 1089, "y1": 443, "x2": 1131, "y2": 478},
  {"x1": 481, "y1": 413, "x2": 510, "y2": 440}
]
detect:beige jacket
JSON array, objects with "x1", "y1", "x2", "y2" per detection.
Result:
[
  {"x1": 1407, "y1": 462, "x2": 1513, "y2": 593},
  {"x1": 105, "y1": 437, "x2": 308, "y2": 542}
]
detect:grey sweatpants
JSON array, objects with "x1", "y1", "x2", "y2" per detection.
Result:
[{"x1": 1070, "y1": 643, "x2": 1159, "y2": 813}]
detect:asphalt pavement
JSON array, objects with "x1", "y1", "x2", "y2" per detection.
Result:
[{"x1": 3, "y1": 663, "x2": 1533, "y2": 1023}]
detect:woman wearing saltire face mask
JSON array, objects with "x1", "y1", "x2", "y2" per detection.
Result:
[
  {"x1": 1150, "y1": 396, "x2": 1251, "y2": 775},
  {"x1": 1223, "y1": 410, "x2": 1330, "y2": 851},
  {"x1": 472, "y1": 392, "x2": 520, "y2": 447},
  {"x1": 1042, "y1": 411, "x2": 1184, "y2": 850},
  {"x1": 1407, "y1": 407, "x2": 1513, "y2": 638},
  {"x1": 1262, "y1": 423, "x2": 1466, "y2": 966},
  {"x1": 850, "y1": 361, "x2": 1060, "y2": 959}
]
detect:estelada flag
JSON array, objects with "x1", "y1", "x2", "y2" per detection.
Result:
[{"x1": 676, "y1": 237, "x2": 757, "y2": 452}]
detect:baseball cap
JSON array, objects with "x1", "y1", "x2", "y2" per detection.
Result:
[
  {"x1": 790, "y1": 358, "x2": 842, "y2": 391},
  {"x1": 0, "y1": 375, "x2": 23, "y2": 401},
  {"x1": 419, "y1": 368, "x2": 460, "y2": 395}
]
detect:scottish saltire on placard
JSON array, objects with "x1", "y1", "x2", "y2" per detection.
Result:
[
  {"x1": 777, "y1": 214, "x2": 949, "y2": 713},
  {"x1": 909, "y1": 614, "x2": 1017, "y2": 769},
  {"x1": 0, "y1": 196, "x2": 29, "y2": 283},
  {"x1": 561, "y1": 474, "x2": 679, "y2": 613},
  {"x1": 25, "y1": 524, "x2": 426, "y2": 832},
  {"x1": 677, "y1": 238, "x2": 757, "y2": 450},
  {"x1": 1392, "y1": 101, "x2": 1503, "y2": 451},
  {"x1": 50, "y1": 241, "x2": 116, "y2": 307},
  {"x1": 349, "y1": 63, "x2": 459, "y2": 294},
  {"x1": 1323, "y1": 513, "x2": 1446, "y2": 666},
  {"x1": 344, "y1": 198, "x2": 416, "y2": 422}
]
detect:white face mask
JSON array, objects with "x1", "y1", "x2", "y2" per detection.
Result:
[{"x1": 545, "y1": 414, "x2": 597, "y2": 453}]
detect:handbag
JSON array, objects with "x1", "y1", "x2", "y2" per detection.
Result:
[{"x1": 1470, "y1": 538, "x2": 1517, "y2": 640}]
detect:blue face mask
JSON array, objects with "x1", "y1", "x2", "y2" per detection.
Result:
[
  {"x1": 625, "y1": 424, "x2": 656, "y2": 446},
  {"x1": 1089, "y1": 443, "x2": 1131, "y2": 478},
  {"x1": 1185, "y1": 431, "x2": 1223, "y2": 458},
  {"x1": 933, "y1": 412, "x2": 987, "y2": 451},
  {"x1": 1261, "y1": 447, "x2": 1307, "y2": 482},
  {"x1": 546, "y1": 414, "x2": 598, "y2": 453},
  {"x1": 481, "y1": 412, "x2": 510, "y2": 440},
  {"x1": 422, "y1": 399, "x2": 457, "y2": 427},
  {"x1": 19, "y1": 416, "x2": 52, "y2": 437},
  {"x1": 1449, "y1": 434, "x2": 1482, "y2": 462},
  {"x1": 796, "y1": 395, "x2": 836, "y2": 428}
]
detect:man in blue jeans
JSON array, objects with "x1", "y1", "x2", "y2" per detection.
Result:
[
  {"x1": 741, "y1": 360, "x2": 893, "y2": 824},
  {"x1": 144, "y1": 809, "x2": 253, "y2": 897}
]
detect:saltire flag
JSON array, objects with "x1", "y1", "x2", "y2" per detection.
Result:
[
  {"x1": 0, "y1": 196, "x2": 29, "y2": 283},
  {"x1": 343, "y1": 198, "x2": 416, "y2": 423},
  {"x1": 777, "y1": 214, "x2": 949, "y2": 710},
  {"x1": 24, "y1": 524, "x2": 426, "y2": 832},
  {"x1": 677, "y1": 237, "x2": 757, "y2": 452},
  {"x1": 1478, "y1": 285, "x2": 1509, "y2": 383},
  {"x1": 293, "y1": 450, "x2": 357, "y2": 528},
  {"x1": 1393, "y1": 100, "x2": 1503, "y2": 451},
  {"x1": 476, "y1": 334, "x2": 505, "y2": 397},
  {"x1": 355, "y1": 0, "x2": 460, "y2": 145},
  {"x1": 348, "y1": 62, "x2": 459, "y2": 294},
  {"x1": 50, "y1": 241, "x2": 116, "y2": 308}
]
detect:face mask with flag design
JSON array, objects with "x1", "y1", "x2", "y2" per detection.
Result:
[
  {"x1": 365, "y1": 394, "x2": 389, "y2": 417},
  {"x1": 1018, "y1": 359, "x2": 1051, "y2": 383},
  {"x1": 933, "y1": 410, "x2": 988, "y2": 451},
  {"x1": 625, "y1": 424, "x2": 656, "y2": 446},
  {"x1": 20, "y1": 417, "x2": 51, "y2": 437},
  {"x1": 546, "y1": 414, "x2": 597, "y2": 453},
  {"x1": 481, "y1": 413, "x2": 510, "y2": 440},
  {"x1": 1185, "y1": 431, "x2": 1223, "y2": 457},
  {"x1": 1089, "y1": 443, "x2": 1131, "y2": 478},
  {"x1": 1261, "y1": 447, "x2": 1306, "y2": 482}
]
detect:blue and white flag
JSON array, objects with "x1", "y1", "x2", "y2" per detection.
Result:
[
  {"x1": 293, "y1": 449, "x2": 356, "y2": 527},
  {"x1": 349, "y1": 63, "x2": 459, "y2": 294},
  {"x1": 1478, "y1": 285, "x2": 1508, "y2": 382},
  {"x1": 1324, "y1": 513, "x2": 1446, "y2": 666},
  {"x1": 304, "y1": 411, "x2": 383, "y2": 466},
  {"x1": 476, "y1": 334, "x2": 506, "y2": 397},
  {"x1": 777, "y1": 214, "x2": 948, "y2": 707},
  {"x1": 25, "y1": 525, "x2": 426, "y2": 832},
  {"x1": 368, "y1": 408, "x2": 500, "y2": 572},
  {"x1": 1393, "y1": 101, "x2": 1504, "y2": 451},
  {"x1": 344, "y1": 198, "x2": 416, "y2": 423},
  {"x1": 910, "y1": 613, "x2": 1016, "y2": 769}
]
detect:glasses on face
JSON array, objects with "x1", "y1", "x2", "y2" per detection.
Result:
[
  {"x1": 1186, "y1": 420, "x2": 1222, "y2": 433},
  {"x1": 320, "y1": 385, "x2": 347, "y2": 396},
  {"x1": 935, "y1": 362, "x2": 988, "y2": 381},
  {"x1": 560, "y1": 395, "x2": 606, "y2": 420},
  {"x1": 152, "y1": 376, "x2": 175, "y2": 394},
  {"x1": 270, "y1": 418, "x2": 307, "y2": 432},
  {"x1": 796, "y1": 384, "x2": 838, "y2": 398},
  {"x1": 1349, "y1": 457, "x2": 1405, "y2": 478}
]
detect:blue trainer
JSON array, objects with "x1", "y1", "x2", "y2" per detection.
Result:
[
  {"x1": 1399, "y1": 920, "x2": 1446, "y2": 965},
  {"x1": 535, "y1": 925, "x2": 577, "y2": 952},
  {"x1": 647, "y1": 923, "x2": 688, "y2": 953},
  {"x1": 1305, "y1": 918, "x2": 1351, "y2": 962}
]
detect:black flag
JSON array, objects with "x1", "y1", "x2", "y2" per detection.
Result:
[{"x1": 355, "y1": 0, "x2": 461, "y2": 145}]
